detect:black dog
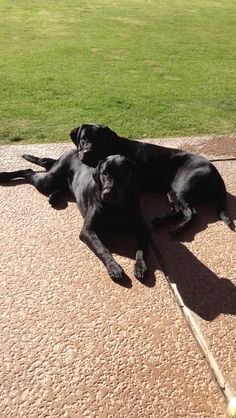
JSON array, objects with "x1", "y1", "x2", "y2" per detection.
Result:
[
  {"x1": 0, "y1": 152, "x2": 150, "y2": 282},
  {"x1": 69, "y1": 124, "x2": 235, "y2": 235}
]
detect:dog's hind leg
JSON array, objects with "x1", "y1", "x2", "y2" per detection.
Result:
[
  {"x1": 152, "y1": 211, "x2": 182, "y2": 228},
  {"x1": 0, "y1": 168, "x2": 60, "y2": 196},
  {"x1": 166, "y1": 190, "x2": 196, "y2": 236},
  {"x1": 22, "y1": 154, "x2": 56, "y2": 171},
  {"x1": 212, "y1": 165, "x2": 235, "y2": 231},
  {"x1": 0, "y1": 169, "x2": 35, "y2": 183},
  {"x1": 169, "y1": 203, "x2": 196, "y2": 236},
  {"x1": 165, "y1": 164, "x2": 214, "y2": 235},
  {"x1": 152, "y1": 190, "x2": 185, "y2": 228}
]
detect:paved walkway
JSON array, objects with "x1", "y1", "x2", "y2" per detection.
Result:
[{"x1": 0, "y1": 135, "x2": 235, "y2": 417}]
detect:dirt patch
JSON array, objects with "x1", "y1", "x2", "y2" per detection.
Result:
[
  {"x1": 184, "y1": 135, "x2": 236, "y2": 158},
  {"x1": 142, "y1": 134, "x2": 236, "y2": 159}
]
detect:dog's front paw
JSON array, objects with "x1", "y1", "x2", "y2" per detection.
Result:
[
  {"x1": 107, "y1": 261, "x2": 126, "y2": 282},
  {"x1": 227, "y1": 219, "x2": 235, "y2": 231},
  {"x1": 134, "y1": 260, "x2": 148, "y2": 281},
  {"x1": 48, "y1": 191, "x2": 62, "y2": 206}
]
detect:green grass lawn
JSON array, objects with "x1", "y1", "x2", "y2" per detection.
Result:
[{"x1": 0, "y1": 0, "x2": 235, "y2": 144}]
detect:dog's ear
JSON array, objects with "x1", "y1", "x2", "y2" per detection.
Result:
[
  {"x1": 102, "y1": 126, "x2": 118, "y2": 141},
  {"x1": 70, "y1": 126, "x2": 79, "y2": 144},
  {"x1": 69, "y1": 125, "x2": 84, "y2": 148},
  {"x1": 92, "y1": 161, "x2": 102, "y2": 188}
]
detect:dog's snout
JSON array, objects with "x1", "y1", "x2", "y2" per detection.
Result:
[
  {"x1": 83, "y1": 147, "x2": 92, "y2": 154},
  {"x1": 79, "y1": 147, "x2": 93, "y2": 163},
  {"x1": 81, "y1": 150, "x2": 92, "y2": 160},
  {"x1": 102, "y1": 187, "x2": 113, "y2": 197},
  {"x1": 101, "y1": 188, "x2": 115, "y2": 203}
]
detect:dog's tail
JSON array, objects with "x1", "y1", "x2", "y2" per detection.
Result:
[
  {"x1": 22, "y1": 154, "x2": 56, "y2": 171},
  {"x1": 213, "y1": 165, "x2": 235, "y2": 231}
]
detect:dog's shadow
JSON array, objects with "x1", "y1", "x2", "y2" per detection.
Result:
[
  {"x1": 156, "y1": 234, "x2": 236, "y2": 320},
  {"x1": 1, "y1": 178, "x2": 236, "y2": 308},
  {"x1": 143, "y1": 192, "x2": 236, "y2": 320},
  {"x1": 0, "y1": 177, "x2": 158, "y2": 288}
]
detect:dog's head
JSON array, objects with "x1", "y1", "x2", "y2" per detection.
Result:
[
  {"x1": 70, "y1": 124, "x2": 118, "y2": 166},
  {"x1": 93, "y1": 155, "x2": 136, "y2": 206}
]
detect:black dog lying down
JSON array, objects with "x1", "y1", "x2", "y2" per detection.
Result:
[
  {"x1": 0, "y1": 152, "x2": 150, "y2": 282},
  {"x1": 69, "y1": 124, "x2": 235, "y2": 235}
]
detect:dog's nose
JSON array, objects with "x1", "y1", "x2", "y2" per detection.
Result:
[
  {"x1": 81, "y1": 150, "x2": 92, "y2": 158},
  {"x1": 101, "y1": 189, "x2": 115, "y2": 202},
  {"x1": 79, "y1": 149, "x2": 92, "y2": 162},
  {"x1": 83, "y1": 149, "x2": 91, "y2": 154}
]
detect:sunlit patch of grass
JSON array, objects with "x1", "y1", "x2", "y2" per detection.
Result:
[{"x1": 0, "y1": 0, "x2": 235, "y2": 144}]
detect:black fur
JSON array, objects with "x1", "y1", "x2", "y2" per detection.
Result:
[
  {"x1": 0, "y1": 152, "x2": 150, "y2": 282},
  {"x1": 70, "y1": 124, "x2": 235, "y2": 234}
]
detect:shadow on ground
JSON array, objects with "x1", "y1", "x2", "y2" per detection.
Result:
[
  {"x1": 142, "y1": 192, "x2": 236, "y2": 321},
  {"x1": 1, "y1": 178, "x2": 236, "y2": 320}
]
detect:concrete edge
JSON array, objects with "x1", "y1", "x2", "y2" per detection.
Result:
[{"x1": 151, "y1": 235, "x2": 235, "y2": 406}]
